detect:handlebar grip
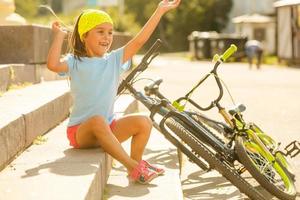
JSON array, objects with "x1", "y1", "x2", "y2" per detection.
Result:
[
  {"x1": 220, "y1": 44, "x2": 237, "y2": 62},
  {"x1": 142, "y1": 39, "x2": 163, "y2": 62},
  {"x1": 144, "y1": 78, "x2": 163, "y2": 92}
]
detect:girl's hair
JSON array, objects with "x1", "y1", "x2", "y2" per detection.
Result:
[{"x1": 70, "y1": 13, "x2": 87, "y2": 60}]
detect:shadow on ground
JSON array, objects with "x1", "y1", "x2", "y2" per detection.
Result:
[{"x1": 182, "y1": 168, "x2": 278, "y2": 200}]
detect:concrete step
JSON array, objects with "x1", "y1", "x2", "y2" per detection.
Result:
[
  {"x1": 0, "y1": 63, "x2": 66, "y2": 93},
  {"x1": 0, "y1": 88, "x2": 138, "y2": 199},
  {"x1": 0, "y1": 80, "x2": 71, "y2": 171},
  {"x1": 104, "y1": 109, "x2": 184, "y2": 200}
]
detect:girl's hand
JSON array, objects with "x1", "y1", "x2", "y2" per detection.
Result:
[
  {"x1": 51, "y1": 21, "x2": 67, "y2": 37},
  {"x1": 158, "y1": 0, "x2": 181, "y2": 14}
]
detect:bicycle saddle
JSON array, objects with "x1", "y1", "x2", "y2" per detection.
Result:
[{"x1": 228, "y1": 103, "x2": 246, "y2": 115}]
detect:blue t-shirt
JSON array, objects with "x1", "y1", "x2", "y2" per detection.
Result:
[{"x1": 64, "y1": 47, "x2": 131, "y2": 126}]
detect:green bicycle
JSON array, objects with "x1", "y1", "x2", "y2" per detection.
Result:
[
  {"x1": 118, "y1": 40, "x2": 299, "y2": 199},
  {"x1": 170, "y1": 45, "x2": 300, "y2": 200}
]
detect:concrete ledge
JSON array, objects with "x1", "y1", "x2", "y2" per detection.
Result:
[
  {"x1": 0, "y1": 25, "x2": 132, "y2": 65},
  {"x1": 0, "y1": 117, "x2": 25, "y2": 171},
  {"x1": 24, "y1": 92, "x2": 72, "y2": 147},
  {"x1": 0, "y1": 25, "x2": 55, "y2": 64},
  {"x1": 0, "y1": 80, "x2": 71, "y2": 170},
  {"x1": 0, "y1": 65, "x2": 9, "y2": 92},
  {"x1": 0, "y1": 64, "x2": 66, "y2": 93},
  {"x1": 0, "y1": 94, "x2": 138, "y2": 200},
  {"x1": 7, "y1": 64, "x2": 37, "y2": 85}
]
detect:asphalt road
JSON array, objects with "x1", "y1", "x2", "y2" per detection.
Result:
[{"x1": 133, "y1": 55, "x2": 300, "y2": 199}]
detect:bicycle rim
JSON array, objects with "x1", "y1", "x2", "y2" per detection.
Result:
[
  {"x1": 165, "y1": 118, "x2": 266, "y2": 200},
  {"x1": 235, "y1": 136, "x2": 297, "y2": 200}
]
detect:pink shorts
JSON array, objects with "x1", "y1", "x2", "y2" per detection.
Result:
[{"x1": 67, "y1": 119, "x2": 117, "y2": 148}]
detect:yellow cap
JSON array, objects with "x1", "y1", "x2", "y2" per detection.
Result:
[{"x1": 78, "y1": 9, "x2": 113, "y2": 42}]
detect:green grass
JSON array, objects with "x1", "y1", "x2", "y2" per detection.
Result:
[
  {"x1": 160, "y1": 52, "x2": 287, "y2": 67},
  {"x1": 160, "y1": 51, "x2": 195, "y2": 61},
  {"x1": 263, "y1": 55, "x2": 280, "y2": 65},
  {"x1": 8, "y1": 82, "x2": 33, "y2": 91}
]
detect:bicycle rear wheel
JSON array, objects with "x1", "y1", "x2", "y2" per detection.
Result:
[
  {"x1": 165, "y1": 117, "x2": 266, "y2": 200},
  {"x1": 235, "y1": 136, "x2": 297, "y2": 200}
]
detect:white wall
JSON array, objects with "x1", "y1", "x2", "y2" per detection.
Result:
[
  {"x1": 62, "y1": 0, "x2": 85, "y2": 14},
  {"x1": 225, "y1": 0, "x2": 277, "y2": 33},
  {"x1": 235, "y1": 22, "x2": 275, "y2": 54},
  {"x1": 277, "y1": 6, "x2": 292, "y2": 59}
]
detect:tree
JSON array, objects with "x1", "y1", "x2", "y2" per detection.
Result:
[
  {"x1": 125, "y1": 0, "x2": 233, "y2": 51},
  {"x1": 15, "y1": 0, "x2": 48, "y2": 18}
]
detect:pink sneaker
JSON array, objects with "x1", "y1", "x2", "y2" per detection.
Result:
[
  {"x1": 141, "y1": 160, "x2": 165, "y2": 176},
  {"x1": 129, "y1": 161, "x2": 158, "y2": 184}
]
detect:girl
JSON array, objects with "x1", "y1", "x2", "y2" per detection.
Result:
[{"x1": 47, "y1": 0, "x2": 181, "y2": 184}]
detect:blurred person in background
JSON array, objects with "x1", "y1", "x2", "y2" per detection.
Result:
[{"x1": 245, "y1": 40, "x2": 263, "y2": 69}]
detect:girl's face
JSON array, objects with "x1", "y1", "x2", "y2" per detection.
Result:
[{"x1": 83, "y1": 23, "x2": 113, "y2": 57}]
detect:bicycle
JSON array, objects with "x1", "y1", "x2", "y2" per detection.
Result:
[
  {"x1": 169, "y1": 45, "x2": 300, "y2": 199},
  {"x1": 117, "y1": 39, "x2": 299, "y2": 200}
]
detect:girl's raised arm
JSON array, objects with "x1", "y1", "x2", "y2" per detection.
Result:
[
  {"x1": 123, "y1": 0, "x2": 181, "y2": 63},
  {"x1": 47, "y1": 21, "x2": 68, "y2": 73}
]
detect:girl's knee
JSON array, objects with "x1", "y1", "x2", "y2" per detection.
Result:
[{"x1": 137, "y1": 116, "x2": 152, "y2": 133}]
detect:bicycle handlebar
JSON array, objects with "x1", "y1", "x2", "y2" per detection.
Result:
[
  {"x1": 117, "y1": 39, "x2": 163, "y2": 95},
  {"x1": 220, "y1": 44, "x2": 237, "y2": 62},
  {"x1": 142, "y1": 39, "x2": 163, "y2": 63},
  {"x1": 176, "y1": 44, "x2": 237, "y2": 111}
]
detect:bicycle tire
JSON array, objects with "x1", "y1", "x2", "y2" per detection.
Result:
[
  {"x1": 188, "y1": 112, "x2": 229, "y2": 145},
  {"x1": 165, "y1": 118, "x2": 266, "y2": 200},
  {"x1": 235, "y1": 136, "x2": 297, "y2": 200}
]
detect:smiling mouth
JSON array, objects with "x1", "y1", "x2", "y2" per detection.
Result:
[{"x1": 99, "y1": 43, "x2": 109, "y2": 48}]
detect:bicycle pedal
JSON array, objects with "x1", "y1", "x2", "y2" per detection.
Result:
[{"x1": 284, "y1": 140, "x2": 300, "y2": 158}]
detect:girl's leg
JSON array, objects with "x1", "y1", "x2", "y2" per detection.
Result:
[
  {"x1": 111, "y1": 114, "x2": 165, "y2": 176},
  {"x1": 75, "y1": 115, "x2": 138, "y2": 172},
  {"x1": 111, "y1": 114, "x2": 152, "y2": 162}
]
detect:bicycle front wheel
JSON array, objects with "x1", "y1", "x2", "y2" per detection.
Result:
[
  {"x1": 165, "y1": 118, "x2": 266, "y2": 200},
  {"x1": 235, "y1": 136, "x2": 297, "y2": 200}
]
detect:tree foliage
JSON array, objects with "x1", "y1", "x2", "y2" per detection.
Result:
[
  {"x1": 125, "y1": 0, "x2": 233, "y2": 51},
  {"x1": 15, "y1": 0, "x2": 48, "y2": 17},
  {"x1": 14, "y1": 0, "x2": 233, "y2": 51}
]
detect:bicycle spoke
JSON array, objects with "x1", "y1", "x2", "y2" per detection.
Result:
[{"x1": 246, "y1": 148, "x2": 288, "y2": 193}]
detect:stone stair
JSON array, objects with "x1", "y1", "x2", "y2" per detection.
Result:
[{"x1": 0, "y1": 80, "x2": 139, "y2": 199}]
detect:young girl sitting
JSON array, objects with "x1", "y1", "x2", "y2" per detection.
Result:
[{"x1": 47, "y1": 0, "x2": 181, "y2": 184}]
